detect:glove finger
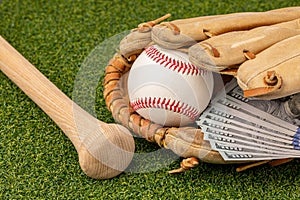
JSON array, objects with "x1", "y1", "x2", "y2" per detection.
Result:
[
  {"x1": 120, "y1": 29, "x2": 152, "y2": 58},
  {"x1": 151, "y1": 15, "x2": 222, "y2": 49},
  {"x1": 152, "y1": 7, "x2": 300, "y2": 50},
  {"x1": 188, "y1": 19, "x2": 300, "y2": 72},
  {"x1": 119, "y1": 14, "x2": 171, "y2": 57},
  {"x1": 237, "y1": 35, "x2": 300, "y2": 100}
]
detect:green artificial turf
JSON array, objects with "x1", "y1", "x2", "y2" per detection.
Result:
[{"x1": 1, "y1": 0, "x2": 300, "y2": 199}]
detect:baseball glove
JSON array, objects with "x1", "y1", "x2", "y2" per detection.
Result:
[{"x1": 105, "y1": 8, "x2": 300, "y2": 173}]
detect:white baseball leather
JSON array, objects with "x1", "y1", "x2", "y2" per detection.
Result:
[{"x1": 128, "y1": 45, "x2": 214, "y2": 126}]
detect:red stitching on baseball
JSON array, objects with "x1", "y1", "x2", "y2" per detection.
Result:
[
  {"x1": 130, "y1": 97, "x2": 201, "y2": 121},
  {"x1": 145, "y1": 46, "x2": 207, "y2": 76}
]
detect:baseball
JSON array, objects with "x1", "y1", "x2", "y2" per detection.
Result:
[{"x1": 127, "y1": 45, "x2": 214, "y2": 127}]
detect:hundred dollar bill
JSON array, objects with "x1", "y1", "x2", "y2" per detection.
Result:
[
  {"x1": 219, "y1": 151, "x2": 291, "y2": 161},
  {"x1": 197, "y1": 79, "x2": 300, "y2": 161},
  {"x1": 199, "y1": 115, "x2": 298, "y2": 148},
  {"x1": 200, "y1": 115, "x2": 300, "y2": 161},
  {"x1": 212, "y1": 79, "x2": 298, "y2": 132},
  {"x1": 210, "y1": 98, "x2": 296, "y2": 136},
  {"x1": 199, "y1": 108, "x2": 295, "y2": 142},
  {"x1": 210, "y1": 139, "x2": 300, "y2": 156},
  {"x1": 226, "y1": 88, "x2": 298, "y2": 131},
  {"x1": 202, "y1": 124, "x2": 300, "y2": 151}
]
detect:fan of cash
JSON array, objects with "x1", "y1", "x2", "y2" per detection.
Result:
[{"x1": 197, "y1": 80, "x2": 300, "y2": 162}]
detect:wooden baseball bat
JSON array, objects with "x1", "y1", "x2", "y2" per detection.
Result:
[{"x1": 0, "y1": 36, "x2": 135, "y2": 179}]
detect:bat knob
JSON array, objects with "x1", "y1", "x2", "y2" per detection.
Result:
[{"x1": 78, "y1": 123, "x2": 135, "y2": 179}]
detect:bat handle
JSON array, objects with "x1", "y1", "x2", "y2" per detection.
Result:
[{"x1": 0, "y1": 36, "x2": 135, "y2": 179}]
